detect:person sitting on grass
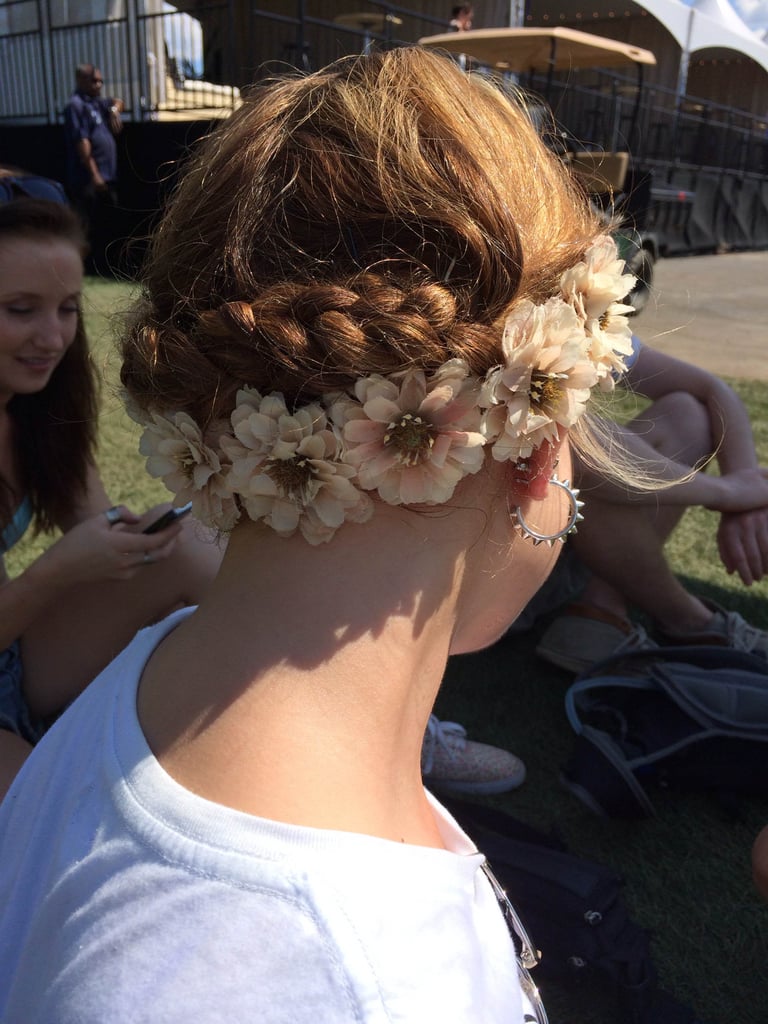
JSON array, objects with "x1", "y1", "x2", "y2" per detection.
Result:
[
  {"x1": 0, "y1": 47, "x2": 657, "y2": 1022},
  {"x1": 529, "y1": 334, "x2": 768, "y2": 674},
  {"x1": 0, "y1": 193, "x2": 222, "y2": 799}
]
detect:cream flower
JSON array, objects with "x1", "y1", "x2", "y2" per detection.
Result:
[
  {"x1": 481, "y1": 298, "x2": 598, "y2": 462},
  {"x1": 138, "y1": 411, "x2": 238, "y2": 530},
  {"x1": 128, "y1": 237, "x2": 639, "y2": 542},
  {"x1": 224, "y1": 389, "x2": 372, "y2": 544},
  {"x1": 588, "y1": 303, "x2": 636, "y2": 390},
  {"x1": 560, "y1": 234, "x2": 636, "y2": 384},
  {"x1": 333, "y1": 358, "x2": 485, "y2": 505},
  {"x1": 560, "y1": 235, "x2": 636, "y2": 320}
]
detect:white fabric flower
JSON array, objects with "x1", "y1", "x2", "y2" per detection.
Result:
[
  {"x1": 224, "y1": 389, "x2": 372, "y2": 544},
  {"x1": 560, "y1": 234, "x2": 636, "y2": 384},
  {"x1": 333, "y1": 359, "x2": 485, "y2": 505},
  {"x1": 588, "y1": 302, "x2": 636, "y2": 390},
  {"x1": 481, "y1": 298, "x2": 598, "y2": 462},
  {"x1": 128, "y1": 236, "x2": 639, "y2": 542},
  {"x1": 560, "y1": 234, "x2": 635, "y2": 320},
  {"x1": 138, "y1": 411, "x2": 238, "y2": 530}
]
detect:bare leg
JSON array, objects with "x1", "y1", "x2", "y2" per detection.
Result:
[
  {"x1": 0, "y1": 730, "x2": 32, "y2": 802},
  {"x1": 573, "y1": 391, "x2": 717, "y2": 632},
  {"x1": 571, "y1": 502, "x2": 714, "y2": 631},
  {"x1": 21, "y1": 524, "x2": 223, "y2": 720}
]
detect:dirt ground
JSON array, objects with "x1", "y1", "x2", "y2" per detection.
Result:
[{"x1": 633, "y1": 249, "x2": 768, "y2": 381}]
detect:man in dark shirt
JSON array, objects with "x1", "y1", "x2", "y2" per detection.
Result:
[{"x1": 63, "y1": 63, "x2": 123, "y2": 273}]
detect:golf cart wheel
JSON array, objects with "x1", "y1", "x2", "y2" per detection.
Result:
[{"x1": 625, "y1": 247, "x2": 654, "y2": 315}]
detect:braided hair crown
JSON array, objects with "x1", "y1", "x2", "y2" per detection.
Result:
[{"x1": 121, "y1": 47, "x2": 599, "y2": 429}]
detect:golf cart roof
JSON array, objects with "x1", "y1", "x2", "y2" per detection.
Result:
[{"x1": 417, "y1": 26, "x2": 656, "y2": 72}]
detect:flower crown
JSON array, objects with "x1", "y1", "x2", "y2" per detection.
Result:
[{"x1": 133, "y1": 235, "x2": 635, "y2": 544}]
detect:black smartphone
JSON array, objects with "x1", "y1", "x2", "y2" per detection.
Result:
[{"x1": 142, "y1": 502, "x2": 193, "y2": 534}]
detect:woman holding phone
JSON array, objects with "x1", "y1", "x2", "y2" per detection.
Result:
[{"x1": 0, "y1": 191, "x2": 219, "y2": 797}]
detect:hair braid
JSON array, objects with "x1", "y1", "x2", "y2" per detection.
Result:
[{"x1": 124, "y1": 274, "x2": 503, "y2": 426}]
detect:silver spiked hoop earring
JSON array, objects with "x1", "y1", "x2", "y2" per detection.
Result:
[{"x1": 509, "y1": 473, "x2": 585, "y2": 547}]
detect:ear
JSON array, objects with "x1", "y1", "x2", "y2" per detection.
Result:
[{"x1": 508, "y1": 435, "x2": 566, "y2": 502}]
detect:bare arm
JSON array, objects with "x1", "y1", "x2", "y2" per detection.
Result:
[
  {"x1": 625, "y1": 345, "x2": 759, "y2": 476},
  {"x1": 578, "y1": 421, "x2": 768, "y2": 510},
  {"x1": 108, "y1": 98, "x2": 124, "y2": 135},
  {"x1": 579, "y1": 343, "x2": 768, "y2": 583},
  {"x1": 0, "y1": 468, "x2": 183, "y2": 651}
]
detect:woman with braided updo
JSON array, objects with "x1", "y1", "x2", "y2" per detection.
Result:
[{"x1": 0, "y1": 48, "x2": 641, "y2": 1022}]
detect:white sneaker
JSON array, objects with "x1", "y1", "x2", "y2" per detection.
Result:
[
  {"x1": 659, "y1": 599, "x2": 768, "y2": 659},
  {"x1": 536, "y1": 602, "x2": 656, "y2": 674},
  {"x1": 421, "y1": 715, "x2": 526, "y2": 795}
]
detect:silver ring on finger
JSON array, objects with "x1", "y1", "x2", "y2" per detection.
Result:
[
  {"x1": 104, "y1": 506, "x2": 123, "y2": 526},
  {"x1": 142, "y1": 552, "x2": 155, "y2": 565}
]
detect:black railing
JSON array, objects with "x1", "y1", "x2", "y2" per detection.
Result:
[
  {"x1": 515, "y1": 64, "x2": 768, "y2": 180},
  {"x1": 0, "y1": 0, "x2": 241, "y2": 123},
  {"x1": 2, "y1": 2, "x2": 768, "y2": 184}
]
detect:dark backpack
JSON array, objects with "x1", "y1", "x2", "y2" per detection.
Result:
[
  {"x1": 445, "y1": 799, "x2": 708, "y2": 1024},
  {"x1": 561, "y1": 645, "x2": 768, "y2": 817}
]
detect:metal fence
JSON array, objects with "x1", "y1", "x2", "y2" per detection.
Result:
[
  {"x1": 516, "y1": 63, "x2": 768, "y2": 180},
  {"x1": 0, "y1": 0, "x2": 240, "y2": 122},
  {"x1": 2, "y1": 0, "x2": 768, "y2": 182},
  {"x1": 0, "y1": 0, "x2": 448, "y2": 123}
]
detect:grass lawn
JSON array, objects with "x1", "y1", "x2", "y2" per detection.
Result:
[
  {"x1": 10, "y1": 278, "x2": 768, "y2": 1022},
  {"x1": 442, "y1": 384, "x2": 768, "y2": 1021}
]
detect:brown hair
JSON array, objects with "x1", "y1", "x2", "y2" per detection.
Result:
[
  {"x1": 122, "y1": 47, "x2": 602, "y2": 437},
  {"x1": 0, "y1": 198, "x2": 98, "y2": 533}
]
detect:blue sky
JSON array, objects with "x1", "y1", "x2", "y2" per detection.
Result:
[
  {"x1": 734, "y1": 0, "x2": 768, "y2": 33},
  {"x1": 693, "y1": 0, "x2": 768, "y2": 35}
]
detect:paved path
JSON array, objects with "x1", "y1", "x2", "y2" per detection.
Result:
[{"x1": 633, "y1": 249, "x2": 767, "y2": 381}]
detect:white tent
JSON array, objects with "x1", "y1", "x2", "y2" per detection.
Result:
[
  {"x1": 692, "y1": 0, "x2": 757, "y2": 39},
  {"x1": 630, "y1": 0, "x2": 768, "y2": 74},
  {"x1": 534, "y1": 0, "x2": 768, "y2": 96},
  {"x1": 687, "y1": 0, "x2": 768, "y2": 71},
  {"x1": 522, "y1": 0, "x2": 768, "y2": 77},
  {"x1": 626, "y1": 0, "x2": 692, "y2": 47}
]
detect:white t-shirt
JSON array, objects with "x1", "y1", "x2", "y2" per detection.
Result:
[{"x1": 0, "y1": 610, "x2": 535, "y2": 1023}]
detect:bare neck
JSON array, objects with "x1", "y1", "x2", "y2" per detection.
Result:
[{"x1": 137, "y1": 513, "x2": 470, "y2": 847}]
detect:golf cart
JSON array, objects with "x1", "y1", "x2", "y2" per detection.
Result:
[{"x1": 417, "y1": 26, "x2": 659, "y2": 312}]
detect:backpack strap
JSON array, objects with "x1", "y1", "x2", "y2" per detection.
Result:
[
  {"x1": 578, "y1": 643, "x2": 768, "y2": 681},
  {"x1": 564, "y1": 646, "x2": 768, "y2": 817}
]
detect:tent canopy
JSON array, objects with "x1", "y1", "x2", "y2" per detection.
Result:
[
  {"x1": 417, "y1": 26, "x2": 657, "y2": 71},
  {"x1": 686, "y1": 0, "x2": 768, "y2": 70},
  {"x1": 558, "y1": 0, "x2": 768, "y2": 73}
]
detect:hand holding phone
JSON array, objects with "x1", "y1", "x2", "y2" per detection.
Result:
[{"x1": 142, "y1": 502, "x2": 193, "y2": 534}]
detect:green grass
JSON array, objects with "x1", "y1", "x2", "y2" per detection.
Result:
[
  {"x1": 440, "y1": 376, "x2": 768, "y2": 1021},
  {"x1": 10, "y1": 280, "x2": 768, "y2": 1021}
]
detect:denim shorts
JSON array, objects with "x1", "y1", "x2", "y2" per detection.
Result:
[{"x1": 0, "y1": 641, "x2": 44, "y2": 744}]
